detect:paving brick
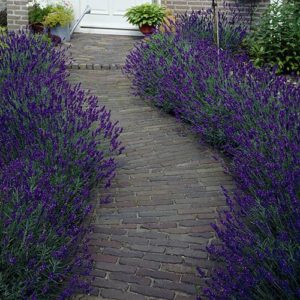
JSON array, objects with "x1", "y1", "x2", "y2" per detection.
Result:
[
  {"x1": 160, "y1": 227, "x2": 190, "y2": 234},
  {"x1": 79, "y1": 63, "x2": 87, "y2": 69},
  {"x1": 161, "y1": 263, "x2": 194, "y2": 274},
  {"x1": 93, "y1": 227, "x2": 127, "y2": 235},
  {"x1": 177, "y1": 207, "x2": 214, "y2": 215},
  {"x1": 128, "y1": 231, "x2": 168, "y2": 240},
  {"x1": 166, "y1": 248, "x2": 207, "y2": 259},
  {"x1": 154, "y1": 279, "x2": 196, "y2": 294},
  {"x1": 158, "y1": 215, "x2": 196, "y2": 222},
  {"x1": 119, "y1": 257, "x2": 161, "y2": 269},
  {"x1": 111, "y1": 236, "x2": 149, "y2": 245},
  {"x1": 103, "y1": 247, "x2": 144, "y2": 258},
  {"x1": 144, "y1": 253, "x2": 183, "y2": 264},
  {"x1": 90, "y1": 233, "x2": 110, "y2": 240},
  {"x1": 93, "y1": 278, "x2": 128, "y2": 290},
  {"x1": 92, "y1": 240, "x2": 122, "y2": 248},
  {"x1": 138, "y1": 210, "x2": 176, "y2": 217},
  {"x1": 95, "y1": 262, "x2": 136, "y2": 273},
  {"x1": 184, "y1": 257, "x2": 214, "y2": 269},
  {"x1": 122, "y1": 217, "x2": 159, "y2": 224},
  {"x1": 90, "y1": 269, "x2": 107, "y2": 278},
  {"x1": 168, "y1": 234, "x2": 207, "y2": 244},
  {"x1": 127, "y1": 244, "x2": 166, "y2": 253},
  {"x1": 189, "y1": 243, "x2": 208, "y2": 251},
  {"x1": 92, "y1": 254, "x2": 118, "y2": 263},
  {"x1": 137, "y1": 268, "x2": 180, "y2": 281},
  {"x1": 101, "y1": 289, "x2": 147, "y2": 300},
  {"x1": 175, "y1": 295, "x2": 195, "y2": 300},
  {"x1": 93, "y1": 63, "x2": 101, "y2": 70},
  {"x1": 189, "y1": 225, "x2": 214, "y2": 233},
  {"x1": 181, "y1": 274, "x2": 202, "y2": 285},
  {"x1": 130, "y1": 284, "x2": 175, "y2": 300},
  {"x1": 141, "y1": 222, "x2": 177, "y2": 230},
  {"x1": 110, "y1": 272, "x2": 151, "y2": 286},
  {"x1": 138, "y1": 199, "x2": 174, "y2": 206},
  {"x1": 179, "y1": 220, "x2": 211, "y2": 227},
  {"x1": 150, "y1": 239, "x2": 189, "y2": 248}
]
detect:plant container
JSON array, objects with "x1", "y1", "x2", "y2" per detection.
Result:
[
  {"x1": 29, "y1": 22, "x2": 45, "y2": 34},
  {"x1": 139, "y1": 24, "x2": 155, "y2": 35},
  {"x1": 50, "y1": 24, "x2": 70, "y2": 42}
]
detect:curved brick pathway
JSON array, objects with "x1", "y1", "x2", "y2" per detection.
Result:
[{"x1": 70, "y1": 35, "x2": 233, "y2": 300}]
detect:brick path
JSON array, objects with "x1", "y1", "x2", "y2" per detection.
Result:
[
  {"x1": 66, "y1": 33, "x2": 142, "y2": 69},
  {"x1": 69, "y1": 35, "x2": 233, "y2": 300}
]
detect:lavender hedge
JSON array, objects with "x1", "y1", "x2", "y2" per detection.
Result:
[
  {"x1": 125, "y1": 10, "x2": 300, "y2": 299},
  {"x1": 0, "y1": 32, "x2": 123, "y2": 299},
  {"x1": 176, "y1": 10, "x2": 247, "y2": 51}
]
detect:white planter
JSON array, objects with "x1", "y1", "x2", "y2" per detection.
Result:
[{"x1": 50, "y1": 24, "x2": 70, "y2": 42}]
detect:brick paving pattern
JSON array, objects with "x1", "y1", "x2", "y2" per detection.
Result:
[
  {"x1": 66, "y1": 33, "x2": 142, "y2": 69},
  {"x1": 69, "y1": 34, "x2": 233, "y2": 300}
]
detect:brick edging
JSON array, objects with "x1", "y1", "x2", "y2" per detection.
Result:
[{"x1": 67, "y1": 63, "x2": 124, "y2": 70}]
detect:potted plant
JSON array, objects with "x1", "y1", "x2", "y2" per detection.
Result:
[
  {"x1": 43, "y1": 4, "x2": 74, "y2": 42},
  {"x1": 28, "y1": 3, "x2": 52, "y2": 34},
  {"x1": 125, "y1": 3, "x2": 166, "y2": 35}
]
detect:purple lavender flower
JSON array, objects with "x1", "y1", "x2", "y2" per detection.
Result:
[
  {"x1": 124, "y1": 8, "x2": 300, "y2": 299},
  {"x1": 0, "y1": 32, "x2": 122, "y2": 299}
]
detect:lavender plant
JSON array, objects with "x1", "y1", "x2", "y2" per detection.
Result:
[
  {"x1": 175, "y1": 8, "x2": 248, "y2": 51},
  {"x1": 0, "y1": 32, "x2": 123, "y2": 299},
  {"x1": 125, "y1": 10, "x2": 300, "y2": 299}
]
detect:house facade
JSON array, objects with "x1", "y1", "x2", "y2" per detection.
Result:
[{"x1": 3, "y1": 0, "x2": 271, "y2": 33}]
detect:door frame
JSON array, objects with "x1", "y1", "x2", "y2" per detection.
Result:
[{"x1": 73, "y1": 0, "x2": 162, "y2": 36}]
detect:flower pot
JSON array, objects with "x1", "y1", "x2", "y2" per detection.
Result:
[
  {"x1": 29, "y1": 22, "x2": 45, "y2": 34},
  {"x1": 139, "y1": 24, "x2": 155, "y2": 35},
  {"x1": 48, "y1": 34, "x2": 62, "y2": 46},
  {"x1": 50, "y1": 24, "x2": 70, "y2": 42}
]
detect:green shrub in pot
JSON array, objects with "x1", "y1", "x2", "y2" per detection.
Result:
[
  {"x1": 43, "y1": 5, "x2": 74, "y2": 28},
  {"x1": 43, "y1": 5, "x2": 74, "y2": 42},
  {"x1": 29, "y1": 3, "x2": 53, "y2": 24},
  {"x1": 125, "y1": 3, "x2": 166, "y2": 34}
]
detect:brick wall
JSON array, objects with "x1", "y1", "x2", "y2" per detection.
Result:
[
  {"x1": 7, "y1": 0, "x2": 28, "y2": 31},
  {"x1": 164, "y1": 0, "x2": 270, "y2": 25}
]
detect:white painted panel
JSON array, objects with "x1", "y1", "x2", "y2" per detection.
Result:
[
  {"x1": 88, "y1": 0, "x2": 110, "y2": 14},
  {"x1": 79, "y1": 0, "x2": 152, "y2": 30},
  {"x1": 112, "y1": 0, "x2": 137, "y2": 16}
]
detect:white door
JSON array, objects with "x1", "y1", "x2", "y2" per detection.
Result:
[{"x1": 77, "y1": 0, "x2": 152, "y2": 30}]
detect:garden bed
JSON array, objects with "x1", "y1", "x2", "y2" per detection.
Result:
[
  {"x1": 124, "y1": 9, "x2": 300, "y2": 299},
  {"x1": 0, "y1": 32, "x2": 123, "y2": 299}
]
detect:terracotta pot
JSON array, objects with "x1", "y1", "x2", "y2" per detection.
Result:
[
  {"x1": 29, "y1": 22, "x2": 45, "y2": 34},
  {"x1": 139, "y1": 24, "x2": 155, "y2": 35}
]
